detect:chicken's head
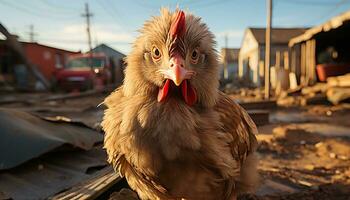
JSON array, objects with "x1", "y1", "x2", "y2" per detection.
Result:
[{"x1": 124, "y1": 8, "x2": 219, "y2": 107}]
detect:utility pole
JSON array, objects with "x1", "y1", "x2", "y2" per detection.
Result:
[
  {"x1": 265, "y1": 0, "x2": 272, "y2": 99},
  {"x1": 223, "y1": 34, "x2": 228, "y2": 79},
  {"x1": 27, "y1": 24, "x2": 37, "y2": 42},
  {"x1": 81, "y1": 2, "x2": 93, "y2": 68}
]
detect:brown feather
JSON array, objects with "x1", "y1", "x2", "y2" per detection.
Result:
[{"x1": 102, "y1": 8, "x2": 259, "y2": 200}]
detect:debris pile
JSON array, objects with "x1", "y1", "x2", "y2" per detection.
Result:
[
  {"x1": 0, "y1": 91, "x2": 118, "y2": 200},
  {"x1": 228, "y1": 87, "x2": 270, "y2": 103},
  {"x1": 277, "y1": 73, "x2": 350, "y2": 106}
]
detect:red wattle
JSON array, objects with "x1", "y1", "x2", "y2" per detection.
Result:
[
  {"x1": 181, "y1": 80, "x2": 197, "y2": 106},
  {"x1": 157, "y1": 80, "x2": 170, "y2": 102}
]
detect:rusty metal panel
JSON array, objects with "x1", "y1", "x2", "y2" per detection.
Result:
[
  {"x1": 0, "y1": 147, "x2": 108, "y2": 200},
  {"x1": 0, "y1": 108, "x2": 103, "y2": 170}
]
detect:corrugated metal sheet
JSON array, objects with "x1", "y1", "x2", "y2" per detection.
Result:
[
  {"x1": 34, "y1": 105, "x2": 105, "y2": 130},
  {"x1": 0, "y1": 94, "x2": 111, "y2": 200},
  {"x1": 51, "y1": 166, "x2": 121, "y2": 200},
  {"x1": 0, "y1": 147, "x2": 108, "y2": 200},
  {"x1": 289, "y1": 11, "x2": 350, "y2": 46},
  {"x1": 0, "y1": 108, "x2": 103, "y2": 170}
]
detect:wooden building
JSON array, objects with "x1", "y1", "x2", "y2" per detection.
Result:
[
  {"x1": 289, "y1": 11, "x2": 350, "y2": 86},
  {"x1": 239, "y1": 28, "x2": 307, "y2": 87}
]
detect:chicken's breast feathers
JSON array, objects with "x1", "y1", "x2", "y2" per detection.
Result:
[
  {"x1": 215, "y1": 92, "x2": 259, "y2": 196},
  {"x1": 102, "y1": 89, "x2": 259, "y2": 199},
  {"x1": 102, "y1": 88, "x2": 171, "y2": 199}
]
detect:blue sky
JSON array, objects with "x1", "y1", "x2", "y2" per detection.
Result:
[{"x1": 1, "y1": 0, "x2": 350, "y2": 54}]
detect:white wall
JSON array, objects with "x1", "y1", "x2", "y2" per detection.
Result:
[{"x1": 239, "y1": 29, "x2": 259, "y2": 85}]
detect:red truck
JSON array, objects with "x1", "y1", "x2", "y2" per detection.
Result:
[{"x1": 53, "y1": 53, "x2": 112, "y2": 91}]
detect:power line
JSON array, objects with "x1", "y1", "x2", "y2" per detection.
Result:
[
  {"x1": 97, "y1": 0, "x2": 122, "y2": 25},
  {"x1": 97, "y1": 0, "x2": 132, "y2": 32},
  {"x1": 278, "y1": 0, "x2": 350, "y2": 6},
  {"x1": 38, "y1": 37, "x2": 130, "y2": 45},
  {"x1": 274, "y1": 0, "x2": 350, "y2": 27},
  {"x1": 306, "y1": 0, "x2": 349, "y2": 24},
  {"x1": 20, "y1": 0, "x2": 79, "y2": 16},
  {"x1": 133, "y1": 0, "x2": 231, "y2": 10},
  {"x1": 0, "y1": 0, "x2": 78, "y2": 20},
  {"x1": 184, "y1": 0, "x2": 231, "y2": 9},
  {"x1": 40, "y1": 0, "x2": 81, "y2": 13},
  {"x1": 106, "y1": 0, "x2": 132, "y2": 30}
]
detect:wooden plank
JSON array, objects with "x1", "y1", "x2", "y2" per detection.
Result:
[
  {"x1": 284, "y1": 51, "x2": 289, "y2": 70},
  {"x1": 275, "y1": 51, "x2": 281, "y2": 68},
  {"x1": 51, "y1": 167, "x2": 121, "y2": 200},
  {"x1": 327, "y1": 87, "x2": 350, "y2": 105},
  {"x1": 305, "y1": 40, "x2": 310, "y2": 86},
  {"x1": 239, "y1": 100, "x2": 277, "y2": 110},
  {"x1": 247, "y1": 110, "x2": 269, "y2": 126},
  {"x1": 301, "y1": 43, "x2": 304, "y2": 83},
  {"x1": 300, "y1": 93, "x2": 328, "y2": 106},
  {"x1": 327, "y1": 73, "x2": 350, "y2": 87},
  {"x1": 291, "y1": 48, "x2": 296, "y2": 73}
]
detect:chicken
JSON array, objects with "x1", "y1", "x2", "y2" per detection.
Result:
[{"x1": 102, "y1": 8, "x2": 259, "y2": 200}]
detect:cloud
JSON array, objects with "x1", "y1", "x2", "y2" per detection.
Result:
[
  {"x1": 62, "y1": 24, "x2": 134, "y2": 42},
  {"x1": 37, "y1": 23, "x2": 135, "y2": 54}
]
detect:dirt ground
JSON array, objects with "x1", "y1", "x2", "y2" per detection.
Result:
[
  {"x1": 247, "y1": 104, "x2": 350, "y2": 200},
  {"x1": 2, "y1": 92, "x2": 350, "y2": 199}
]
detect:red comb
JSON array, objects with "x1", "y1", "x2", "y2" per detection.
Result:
[{"x1": 170, "y1": 11, "x2": 186, "y2": 38}]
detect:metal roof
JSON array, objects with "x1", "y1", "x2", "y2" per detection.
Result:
[
  {"x1": 289, "y1": 10, "x2": 350, "y2": 46},
  {"x1": 91, "y1": 43, "x2": 126, "y2": 58},
  {"x1": 248, "y1": 27, "x2": 307, "y2": 45},
  {"x1": 0, "y1": 147, "x2": 108, "y2": 200},
  {"x1": 0, "y1": 108, "x2": 103, "y2": 170},
  {"x1": 0, "y1": 92, "x2": 116, "y2": 199}
]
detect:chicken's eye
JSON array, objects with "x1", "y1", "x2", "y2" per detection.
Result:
[
  {"x1": 151, "y1": 46, "x2": 161, "y2": 61},
  {"x1": 190, "y1": 49, "x2": 199, "y2": 64}
]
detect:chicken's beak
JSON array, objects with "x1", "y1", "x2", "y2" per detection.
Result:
[
  {"x1": 172, "y1": 61, "x2": 186, "y2": 86},
  {"x1": 157, "y1": 54, "x2": 196, "y2": 86},
  {"x1": 157, "y1": 54, "x2": 197, "y2": 105}
]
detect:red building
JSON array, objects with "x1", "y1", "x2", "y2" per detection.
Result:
[
  {"x1": 21, "y1": 42, "x2": 80, "y2": 80},
  {"x1": 0, "y1": 40, "x2": 80, "y2": 89}
]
